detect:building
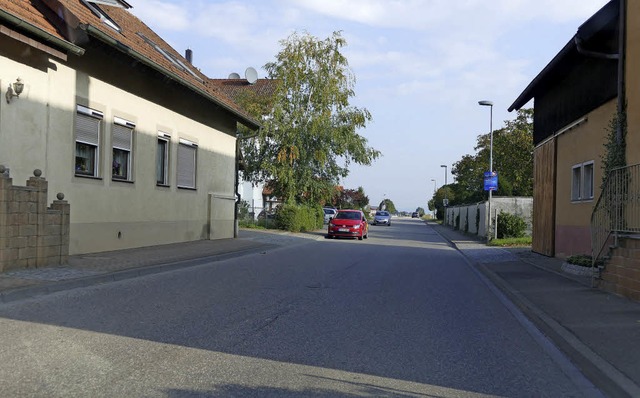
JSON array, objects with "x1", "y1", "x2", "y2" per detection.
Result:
[
  {"x1": 212, "y1": 76, "x2": 279, "y2": 219},
  {"x1": 509, "y1": 0, "x2": 640, "y2": 299},
  {"x1": 0, "y1": 0, "x2": 259, "y2": 260}
]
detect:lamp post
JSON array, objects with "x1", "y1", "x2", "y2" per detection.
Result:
[
  {"x1": 479, "y1": 100, "x2": 494, "y2": 240},
  {"x1": 440, "y1": 165, "x2": 447, "y2": 225},
  {"x1": 431, "y1": 179, "x2": 436, "y2": 219}
]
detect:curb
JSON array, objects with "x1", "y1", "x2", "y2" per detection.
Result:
[
  {"x1": 432, "y1": 225, "x2": 640, "y2": 398},
  {"x1": 0, "y1": 244, "x2": 272, "y2": 304}
]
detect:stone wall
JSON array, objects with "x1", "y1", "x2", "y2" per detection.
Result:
[
  {"x1": 445, "y1": 197, "x2": 533, "y2": 238},
  {"x1": 598, "y1": 236, "x2": 640, "y2": 302},
  {"x1": 0, "y1": 166, "x2": 69, "y2": 272}
]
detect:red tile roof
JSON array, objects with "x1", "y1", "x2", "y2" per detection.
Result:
[
  {"x1": 211, "y1": 78, "x2": 279, "y2": 101},
  {"x1": 0, "y1": 0, "x2": 259, "y2": 129},
  {"x1": 1, "y1": 0, "x2": 65, "y2": 39}
]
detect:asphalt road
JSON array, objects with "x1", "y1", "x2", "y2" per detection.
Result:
[{"x1": 0, "y1": 219, "x2": 600, "y2": 397}]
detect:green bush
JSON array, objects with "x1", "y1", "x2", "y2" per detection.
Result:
[
  {"x1": 496, "y1": 211, "x2": 527, "y2": 239},
  {"x1": 275, "y1": 204, "x2": 323, "y2": 232},
  {"x1": 566, "y1": 254, "x2": 604, "y2": 267}
]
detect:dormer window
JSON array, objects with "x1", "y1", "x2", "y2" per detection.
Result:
[{"x1": 81, "y1": 0, "x2": 131, "y2": 33}]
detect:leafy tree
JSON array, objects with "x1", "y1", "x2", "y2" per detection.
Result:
[
  {"x1": 336, "y1": 186, "x2": 369, "y2": 209},
  {"x1": 415, "y1": 207, "x2": 425, "y2": 216},
  {"x1": 430, "y1": 186, "x2": 455, "y2": 220},
  {"x1": 378, "y1": 198, "x2": 397, "y2": 214},
  {"x1": 240, "y1": 31, "x2": 380, "y2": 205},
  {"x1": 451, "y1": 108, "x2": 533, "y2": 204}
]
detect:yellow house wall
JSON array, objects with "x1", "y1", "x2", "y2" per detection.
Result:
[
  {"x1": 627, "y1": 0, "x2": 640, "y2": 165},
  {"x1": 1, "y1": 38, "x2": 239, "y2": 255},
  {"x1": 554, "y1": 99, "x2": 616, "y2": 258}
]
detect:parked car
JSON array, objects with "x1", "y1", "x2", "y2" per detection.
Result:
[
  {"x1": 327, "y1": 210, "x2": 369, "y2": 240},
  {"x1": 323, "y1": 207, "x2": 337, "y2": 224},
  {"x1": 411, "y1": 212, "x2": 419, "y2": 218},
  {"x1": 372, "y1": 210, "x2": 391, "y2": 226}
]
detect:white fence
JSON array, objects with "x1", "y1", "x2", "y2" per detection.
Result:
[{"x1": 444, "y1": 197, "x2": 533, "y2": 238}]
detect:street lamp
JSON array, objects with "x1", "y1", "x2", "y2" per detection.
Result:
[
  {"x1": 479, "y1": 100, "x2": 494, "y2": 240},
  {"x1": 440, "y1": 165, "x2": 447, "y2": 224}
]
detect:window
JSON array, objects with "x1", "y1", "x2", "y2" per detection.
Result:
[
  {"x1": 75, "y1": 105, "x2": 103, "y2": 177},
  {"x1": 177, "y1": 139, "x2": 197, "y2": 189},
  {"x1": 157, "y1": 132, "x2": 170, "y2": 185},
  {"x1": 136, "y1": 33, "x2": 203, "y2": 82},
  {"x1": 81, "y1": 1, "x2": 127, "y2": 32},
  {"x1": 112, "y1": 117, "x2": 135, "y2": 181},
  {"x1": 571, "y1": 161, "x2": 594, "y2": 201}
]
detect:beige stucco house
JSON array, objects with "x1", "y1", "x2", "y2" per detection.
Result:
[
  {"x1": 509, "y1": 0, "x2": 640, "y2": 300},
  {"x1": 0, "y1": 0, "x2": 259, "y2": 258}
]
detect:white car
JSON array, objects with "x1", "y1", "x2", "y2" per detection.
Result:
[
  {"x1": 372, "y1": 210, "x2": 391, "y2": 226},
  {"x1": 323, "y1": 208, "x2": 337, "y2": 224}
]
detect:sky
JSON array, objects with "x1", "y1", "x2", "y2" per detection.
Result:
[{"x1": 128, "y1": 0, "x2": 610, "y2": 212}]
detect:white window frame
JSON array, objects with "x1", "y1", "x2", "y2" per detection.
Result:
[
  {"x1": 177, "y1": 138, "x2": 197, "y2": 189},
  {"x1": 157, "y1": 132, "x2": 171, "y2": 186},
  {"x1": 83, "y1": 1, "x2": 123, "y2": 32},
  {"x1": 112, "y1": 116, "x2": 135, "y2": 181},
  {"x1": 75, "y1": 105, "x2": 103, "y2": 177},
  {"x1": 571, "y1": 161, "x2": 595, "y2": 202}
]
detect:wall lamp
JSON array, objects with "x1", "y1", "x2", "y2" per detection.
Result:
[{"x1": 5, "y1": 78, "x2": 25, "y2": 104}]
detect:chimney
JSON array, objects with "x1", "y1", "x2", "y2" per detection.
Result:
[{"x1": 185, "y1": 48, "x2": 193, "y2": 64}]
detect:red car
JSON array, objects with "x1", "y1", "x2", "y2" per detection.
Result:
[{"x1": 327, "y1": 210, "x2": 369, "y2": 240}]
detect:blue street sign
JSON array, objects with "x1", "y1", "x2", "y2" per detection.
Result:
[{"x1": 484, "y1": 171, "x2": 498, "y2": 191}]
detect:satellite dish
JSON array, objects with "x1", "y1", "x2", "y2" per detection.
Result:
[
  {"x1": 228, "y1": 72, "x2": 241, "y2": 79},
  {"x1": 245, "y1": 67, "x2": 258, "y2": 84}
]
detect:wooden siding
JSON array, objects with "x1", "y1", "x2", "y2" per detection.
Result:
[{"x1": 533, "y1": 139, "x2": 556, "y2": 256}]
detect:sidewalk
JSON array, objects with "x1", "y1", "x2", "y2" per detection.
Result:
[
  {"x1": 430, "y1": 222, "x2": 640, "y2": 398},
  {"x1": 0, "y1": 228, "x2": 323, "y2": 303},
  {"x1": 1, "y1": 223, "x2": 639, "y2": 396}
]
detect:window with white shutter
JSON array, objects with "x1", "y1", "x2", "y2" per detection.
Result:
[
  {"x1": 177, "y1": 139, "x2": 197, "y2": 189},
  {"x1": 75, "y1": 105, "x2": 103, "y2": 177},
  {"x1": 112, "y1": 117, "x2": 135, "y2": 181}
]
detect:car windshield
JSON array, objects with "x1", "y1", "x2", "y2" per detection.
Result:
[
  {"x1": 335, "y1": 211, "x2": 361, "y2": 220},
  {"x1": 376, "y1": 211, "x2": 389, "y2": 216},
  {"x1": 323, "y1": 209, "x2": 335, "y2": 215}
]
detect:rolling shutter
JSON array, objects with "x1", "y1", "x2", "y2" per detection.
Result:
[
  {"x1": 112, "y1": 124, "x2": 132, "y2": 151},
  {"x1": 177, "y1": 140, "x2": 197, "y2": 188},
  {"x1": 76, "y1": 113, "x2": 100, "y2": 146}
]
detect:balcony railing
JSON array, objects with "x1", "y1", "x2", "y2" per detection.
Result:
[{"x1": 591, "y1": 163, "x2": 640, "y2": 267}]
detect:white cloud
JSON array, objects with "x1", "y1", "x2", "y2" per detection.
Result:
[{"x1": 129, "y1": 0, "x2": 190, "y2": 30}]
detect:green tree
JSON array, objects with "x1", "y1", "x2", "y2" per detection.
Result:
[
  {"x1": 379, "y1": 198, "x2": 397, "y2": 214},
  {"x1": 415, "y1": 207, "x2": 425, "y2": 216},
  {"x1": 336, "y1": 186, "x2": 369, "y2": 209},
  {"x1": 240, "y1": 31, "x2": 380, "y2": 205},
  {"x1": 430, "y1": 186, "x2": 455, "y2": 220},
  {"x1": 451, "y1": 108, "x2": 533, "y2": 204}
]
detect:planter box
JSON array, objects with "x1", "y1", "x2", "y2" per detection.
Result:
[{"x1": 561, "y1": 262, "x2": 596, "y2": 277}]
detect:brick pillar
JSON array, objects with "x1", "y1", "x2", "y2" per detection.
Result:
[
  {"x1": 27, "y1": 170, "x2": 49, "y2": 268},
  {"x1": 0, "y1": 165, "x2": 11, "y2": 272},
  {"x1": 50, "y1": 194, "x2": 70, "y2": 265}
]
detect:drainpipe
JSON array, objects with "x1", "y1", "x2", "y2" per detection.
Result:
[
  {"x1": 616, "y1": 0, "x2": 626, "y2": 146},
  {"x1": 574, "y1": 0, "x2": 625, "y2": 144}
]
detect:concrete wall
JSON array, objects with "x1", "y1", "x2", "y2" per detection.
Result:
[
  {"x1": 1, "y1": 34, "x2": 238, "y2": 255},
  {"x1": 0, "y1": 168, "x2": 70, "y2": 272},
  {"x1": 445, "y1": 197, "x2": 533, "y2": 238}
]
